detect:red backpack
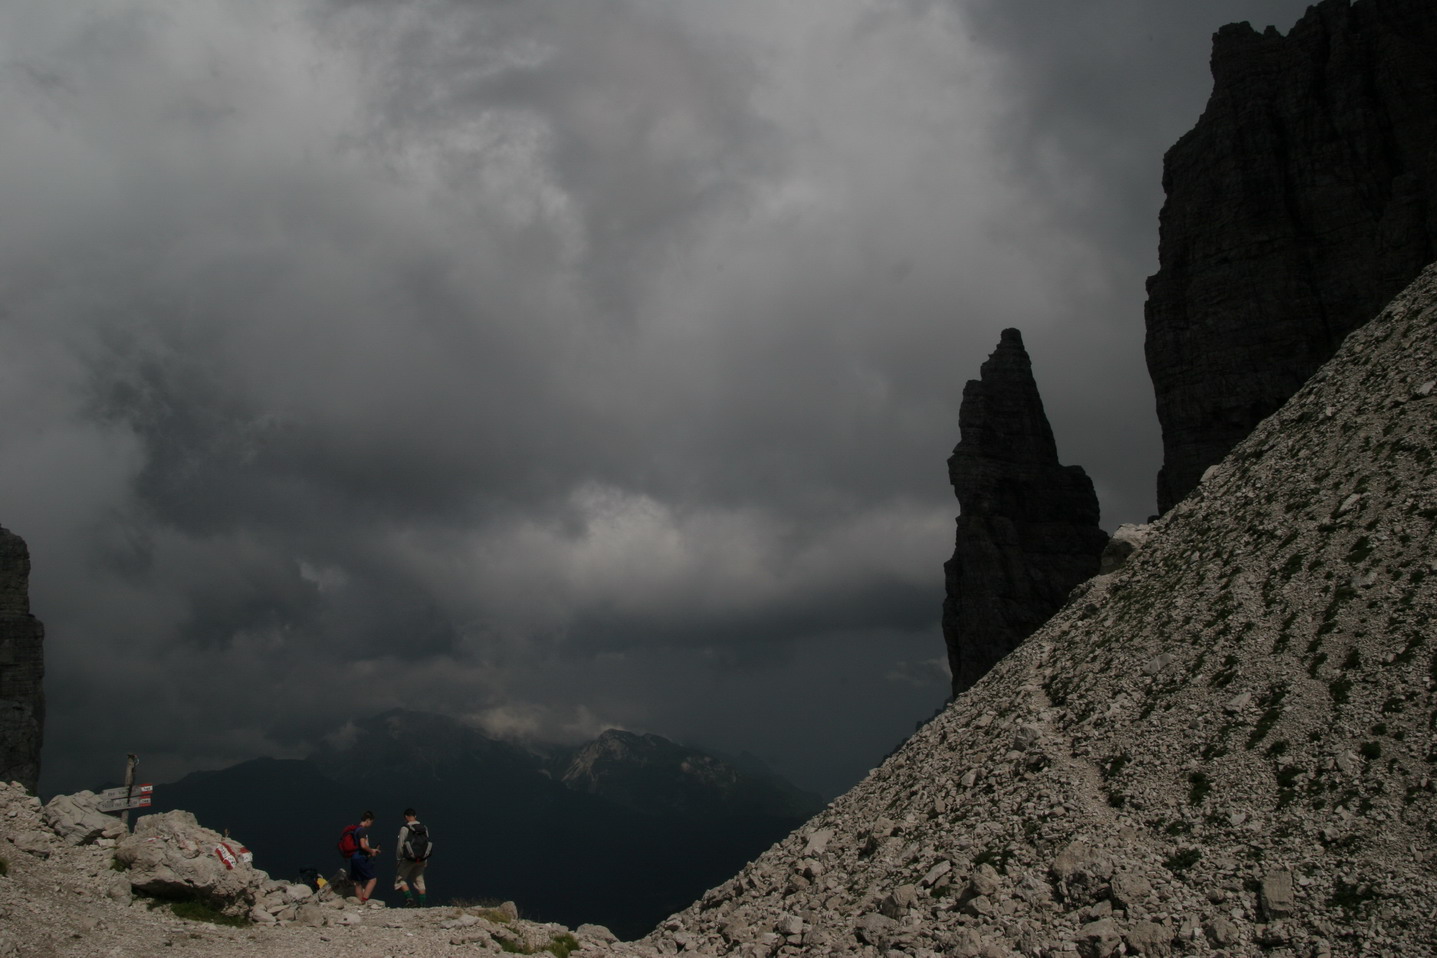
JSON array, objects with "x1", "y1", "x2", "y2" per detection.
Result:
[{"x1": 337, "y1": 824, "x2": 361, "y2": 859}]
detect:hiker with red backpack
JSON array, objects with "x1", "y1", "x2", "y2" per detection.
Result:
[
  {"x1": 338, "y1": 811, "x2": 381, "y2": 903},
  {"x1": 394, "y1": 807, "x2": 433, "y2": 907}
]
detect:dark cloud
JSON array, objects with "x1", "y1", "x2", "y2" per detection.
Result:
[{"x1": 1, "y1": 0, "x2": 1314, "y2": 798}]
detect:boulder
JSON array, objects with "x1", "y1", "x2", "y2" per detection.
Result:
[
  {"x1": 113, "y1": 810, "x2": 268, "y2": 914},
  {"x1": 1051, "y1": 841, "x2": 1113, "y2": 906},
  {"x1": 42, "y1": 792, "x2": 126, "y2": 845},
  {"x1": 1260, "y1": 869, "x2": 1296, "y2": 920}
]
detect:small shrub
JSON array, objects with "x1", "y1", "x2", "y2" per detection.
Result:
[
  {"x1": 1210, "y1": 655, "x2": 1241, "y2": 688},
  {"x1": 0, "y1": 855, "x2": 8, "y2": 877},
  {"x1": 1247, "y1": 708, "x2": 1284, "y2": 748},
  {"x1": 1360, "y1": 741, "x2": 1382, "y2": 761},
  {"x1": 973, "y1": 847, "x2": 1014, "y2": 873},
  {"x1": 546, "y1": 934, "x2": 581, "y2": 958},
  {"x1": 111, "y1": 856, "x2": 129, "y2": 872},
  {"x1": 1188, "y1": 771, "x2": 1212, "y2": 805},
  {"x1": 1329, "y1": 676, "x2": 1354, "y2": 705},
  {"x1": 1327, "y1": 881, "x2": 1380, "y2": 915},
  {"x1": 1164, "y1": 848, "x2": 1202, "y2": 873},
  {"x1": 1345, "y1": 537, "x2": 1373, "y2": 564}
]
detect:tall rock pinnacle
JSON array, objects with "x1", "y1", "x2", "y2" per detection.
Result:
[
  {"x1": 1145, "y1": 0, "x2": 1437, "y2": 514},
  {"x1": 0, "y1": 524, "x2": 45, "y2": 793},
  {"x1": 941, "y1": 329, "x2": 1107, "y2": 696}
]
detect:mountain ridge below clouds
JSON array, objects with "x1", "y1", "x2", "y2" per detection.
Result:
[{"x1": 139, "y1": 709, "x2": 822, "y2": 940}]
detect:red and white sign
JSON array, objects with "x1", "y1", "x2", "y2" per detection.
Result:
[{"x1": 214, "y1": 843, "x2": 253, "y2": 870}]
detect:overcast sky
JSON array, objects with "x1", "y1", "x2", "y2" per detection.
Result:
[{"x1": 2, "y1": 0, "x2": 1316, "y2": 799}]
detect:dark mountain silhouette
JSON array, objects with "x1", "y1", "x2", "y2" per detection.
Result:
[{"x1": 141, "y1": 710, "x2": 820, "y2": 939}]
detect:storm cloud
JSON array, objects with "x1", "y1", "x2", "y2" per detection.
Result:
[{"x1": 0, "y1": 0, "x2": 1313, "y2": 797}]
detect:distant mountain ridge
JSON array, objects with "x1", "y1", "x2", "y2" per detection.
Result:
[
  {"x1": 555, "y1": 729, "x2": 821, "y2": 820},
  {"x1": 142, "y1": 709, "x2": 820, "y2": 939}
]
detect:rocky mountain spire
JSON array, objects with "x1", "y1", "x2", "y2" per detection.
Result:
[
  {"x1": 1145, "y1": 0, "x2": 1437, "y2": 514},
  {"x1": 642, "y1": 262, "x2": 1437, "y2": 958},
  {"x1": 1, "y1": 524, "x2": 45, "y2": 793},
  {"x1": 941, "y1": 329, "x2": 1107, "y2": 696}
]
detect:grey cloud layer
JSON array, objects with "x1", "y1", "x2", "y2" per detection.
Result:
[{"x1": 0, "y1": 0, "x2": 1311, "y2": 797}]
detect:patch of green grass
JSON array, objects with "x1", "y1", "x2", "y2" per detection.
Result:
[
  {"x1": 546, "y1": 934, "x2": 581, "y2": 958},
  {"x1": 168, "y1": 900, "x2": 250, "y2": 927}
]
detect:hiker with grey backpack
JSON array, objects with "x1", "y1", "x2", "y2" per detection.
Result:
[{"x1": 394, "y1": 807, "x2": 433, "y2": 906}]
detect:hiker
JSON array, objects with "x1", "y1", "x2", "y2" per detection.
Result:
[
  {"x1": 394, "y1": 807, "x2": 433, "y2": 906},
  {"x1": 341, "y1": 811, "x2": 380, "y2": 903}
]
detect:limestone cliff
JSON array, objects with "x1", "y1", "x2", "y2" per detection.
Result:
[
  {"x1": 941, "y1": 329, "x2": 1107, "y2": 696},
  {"x1": 0, "y1": 524, "x2": 45, "y2": 793},
  {"x1": 1145, "y1": 0, "x2": 1437, "y2": 514},
  {"x1": 646, "y1": 264, "x2": 1437, "y2": 958}
]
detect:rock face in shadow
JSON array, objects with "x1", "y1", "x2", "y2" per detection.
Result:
[
  {"x1": 941, "y1": 329, "x2": 1107, "y2": 696},
  {"x1": 0, "y1": 524, "x2": 45, "y2": 793},
  {"x1": 1145, "y1": 0, "x2": 1437, "y2": 514}
]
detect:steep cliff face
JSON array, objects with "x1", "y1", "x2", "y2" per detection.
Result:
[
  {"x1": 942, "y1": 329, "x2": 1107, "y2": 696},
  {"x1": 1145, "y1": 0, "x2": 1437, "y2": 514},
  {"x1": 646, "y1": 262, "x2": 1437, "y2": 958},
  {"x1": 0, "y1": 525, "x2": 45, "y2": 793}
]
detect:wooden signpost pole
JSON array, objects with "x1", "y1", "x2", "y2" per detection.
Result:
[{"x1": 119, "y1": 754, "x2": 138, "y2": 832}]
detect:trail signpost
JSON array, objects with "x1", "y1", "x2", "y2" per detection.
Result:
[
  {"x1": 101, "y1": 754, "x2": 157, "y2": 829},
  {"x1": 95, "y1": 783, "x2": 154, "y2": 813}
]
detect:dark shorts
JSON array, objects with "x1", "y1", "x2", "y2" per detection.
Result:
[{"x1": 349, "y1": 853, "x2": 375, "y2": 882}]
